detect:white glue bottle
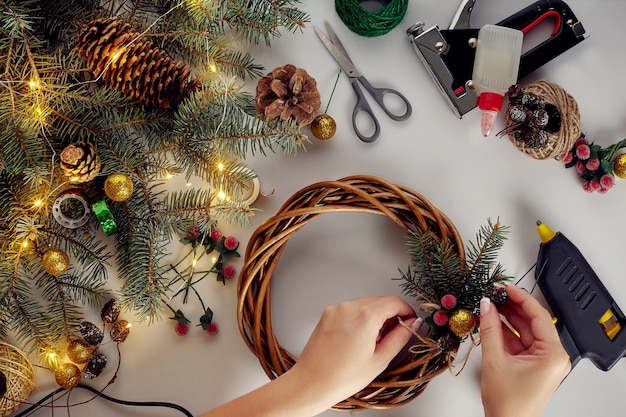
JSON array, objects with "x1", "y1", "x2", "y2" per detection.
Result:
[{"x1": 471, "y1": 25, "x2": 523, "y2": 137}]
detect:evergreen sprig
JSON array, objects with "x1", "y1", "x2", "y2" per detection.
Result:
[
  {"x1": 0, "y1": 0, "x2": 309, "y2": 354},
  {"x1": 399, "y1": 219, "x2": 511, "y2": 315}
]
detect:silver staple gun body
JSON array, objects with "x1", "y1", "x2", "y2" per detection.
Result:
[{"x1": 406, "y1": 0, "x2": 586, "y2": 118}]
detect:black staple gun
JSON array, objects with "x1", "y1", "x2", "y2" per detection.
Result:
[
  {"x1": 536, "y1": 221, "x2": 626, "y2": 371},
  {"x1": 406, "y1": 0, "x2": 586, "y2": 118}
]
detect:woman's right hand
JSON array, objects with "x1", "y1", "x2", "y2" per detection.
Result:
[{"x1": 479, "y1": 285, "x2": 571, "y2": 417}]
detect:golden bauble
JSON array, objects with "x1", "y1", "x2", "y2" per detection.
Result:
[
  {"x1": 67, "y1": 339, "x2": 94, "y2": 364},
  {"x1": 54, "y1": 363, "x2": 82, "y2": 389},
  {"x1": 311, "y1": 113, "x2": 337, "y2": 140},
  {"x1": 42, "y1": 249, "x2": 70, "y2": 276},
  {"x1": 104, "y1": 173, "x2": 134, "y2": 202},
  {"x1": 448, "y1": 309, "x2": 476, "y2": 337},
  {"x1": 613, "y1": 154, "x2": 626, "y2": 179}
]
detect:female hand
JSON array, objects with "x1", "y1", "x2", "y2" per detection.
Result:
[
  {"x1": 292, "y1": 296, "x2": 422, "y2": 409},
  {"x1": 479, "y1": 285, "x2": 571, "y2": 417}
]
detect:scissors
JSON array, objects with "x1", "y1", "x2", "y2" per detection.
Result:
[{"x1": 314, "y1": 23, "x2": 412, "y2": 143}]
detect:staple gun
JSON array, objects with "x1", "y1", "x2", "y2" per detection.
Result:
[
  {"x1": 536, "y1": 221, "x2": 626, "y2": 371},
  {"x1": 406, "y1": 0, "x2": 586, "y2": 118}
]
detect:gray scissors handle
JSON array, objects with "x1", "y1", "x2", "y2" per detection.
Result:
[{"x1": 351, "y1": 77, "x2": 412, "y2": 143}]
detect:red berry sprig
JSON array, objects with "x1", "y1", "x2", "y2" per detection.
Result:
[{"x1": 563, "y1": 135, "x2": 626, "y2": 194}]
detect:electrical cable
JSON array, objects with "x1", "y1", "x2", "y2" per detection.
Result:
[{"x1": 12, "y1": 384, "x2": 193, "y2": 417}]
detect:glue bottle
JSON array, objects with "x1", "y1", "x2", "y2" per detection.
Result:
[{"x1": 471, "y1": 24, "x2": 523, "y2": 137}]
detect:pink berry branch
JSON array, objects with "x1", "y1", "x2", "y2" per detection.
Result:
[
  {"x1": 165, "y1": 224, "x2": 241, "y2": 336},
  {"x1": 563, "y1": 135, "x2": 626, "y2": 193}
]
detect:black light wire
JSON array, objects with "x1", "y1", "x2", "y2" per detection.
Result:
[{"x1": 13, "y1": 383, "x2": 193, "y2": 417}]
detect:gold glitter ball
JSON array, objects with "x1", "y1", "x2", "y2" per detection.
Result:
[
  {"x1": 67, "y1": 339, "x2": 94, "y2": 364},
  {"x1": 104, "y1": 173, "x2": 134, "y2": 202},
  {"x1": 448, "y1": 309, "x2": 476, "y2": 337},
  {"x1": 311, "y1": 113, "x2": 337, "y2": 140},
  {"x1": 42, "y1": 249, "x2": 70, "y2": 276},
  {"x1": 613, "y1": 154, "x2": 626, "y2": 179},
  {"x1": 54, "y1": 363, "x2": 81, "y2": 389}
]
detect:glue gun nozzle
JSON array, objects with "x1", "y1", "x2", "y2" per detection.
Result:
[{"x1": 536, "y1": 220, "x2": 556, "y2": 244}]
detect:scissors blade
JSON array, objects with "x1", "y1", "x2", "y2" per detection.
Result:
[{"x1": 314, "y1": 27, "x2": 361, "y2": 78}]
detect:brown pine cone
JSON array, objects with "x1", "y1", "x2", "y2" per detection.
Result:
[
  {"x1": 76, "y1": 17, "x2": 199, "y2": 110},
  {"x1": 60, "y1": 142, "x2": 101, "y2": 183},
  {"x1": 254, "y1": 64, "x2": 321, "y2": 126}
]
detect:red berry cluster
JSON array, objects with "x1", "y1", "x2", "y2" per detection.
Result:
[
  {"x1": 171, "y1": 307, "x2": 219, "y2": 337},
  {"x1": 431, "y1": 294, "x2": 457, "y2": 327},
  {"x1": 563, "y1": 136, "x2": 624, "y2": 194},
  {"x1": 182, "y1": 226, "x2": 241, "y2": 283}
]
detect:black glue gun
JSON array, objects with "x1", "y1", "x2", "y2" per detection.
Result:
[
  {"x1": 406, "y1": 0, "x2": 587, "y2": 118},
  {"x1": 535, "y1": 221, "x2": 626, "y2": 371}
]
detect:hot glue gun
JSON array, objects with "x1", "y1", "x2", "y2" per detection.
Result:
[
  {"x1": 535, "y1": 221, "x2": 626, "y2": 371},
  {"x1": 406, "y1": 0, "x2": 586, "y2": 118}
]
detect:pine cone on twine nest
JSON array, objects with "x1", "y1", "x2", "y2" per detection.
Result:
[
  {"x1": 503, "y1": 80, "x2": 581, "y2": 160},
  {"x1": 237, "y1": 175, "x2": 465, "y2": 411},
  {"x1": 76, "y1": 17, "x2": 200, "y2": 110},
  {"x1": 254, "y1": 64, "x2": 321, "y2": 126}
]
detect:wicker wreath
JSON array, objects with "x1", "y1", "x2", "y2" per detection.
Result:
[
  {"x1": 505, "y1": 80, "x2": 581, "y2": 160},
  {"x1": 237, "y1": 175, "x2": 465, "y2": 411},
  {"x1": 0, "y1": 341, "x2": 36, "y2": 416}
]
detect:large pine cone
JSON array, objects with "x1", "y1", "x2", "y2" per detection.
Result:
[
  {"x1": 76, "y1": 17, "x2": 199, "y2": 110},
  {"x1": 254, "y1": 64, "x2": 321, "y2": 126},
  {"x1": 60, "y1": 142, "x2": 101, "y2": 183}
]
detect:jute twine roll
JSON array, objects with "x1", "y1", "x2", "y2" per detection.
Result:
[
  {"x1": 505, "y1": 80, "x2": 581, "y2": 160},
  {"x1": 335, "y1": 0, "x2": 409, "y2": 37},
  {"x1": 237, "y1": 175, "x2": 465, "y2": 411},
  {"x1": 0, "y1": 341, "x2": 36, "y2": 416}
]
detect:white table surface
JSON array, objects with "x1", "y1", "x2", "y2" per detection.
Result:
[{"x1": 19, "y1": 1, "x2": 626, "y2": 416}]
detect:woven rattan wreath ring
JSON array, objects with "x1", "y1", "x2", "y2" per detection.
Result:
[{"x1": 237, "y1": 175, "x2": 466, "y2": 411}]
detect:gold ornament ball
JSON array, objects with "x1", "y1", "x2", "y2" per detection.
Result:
[
  {"x1": 42, "y1": 249, "x2": 70, "y2": 276},
  {"x1": 448, "y1": 309, "x2": 476, "y2": 337},
  {"x1": 54, "y1": 363, "x2": 82, "y2": 389},
  {"x1": 67, "y1": 339, "x2": 94, "y2": 364},
  {"x1": 613, "y1": 154, "x2": 626, "y2": 179},
  {"x1": 104, "y1": 173, "x2": 134, "y2": 202},
  {"x1": 311, "y1": 114, "x2": 337, "y2": 140}
]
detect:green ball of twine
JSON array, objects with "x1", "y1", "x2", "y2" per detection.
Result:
[{"x1": 335, "y1": 0, "x2": 409, "y2": 37}]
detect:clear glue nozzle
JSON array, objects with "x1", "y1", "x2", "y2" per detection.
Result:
[{"x1": 478, "y1": 92, "x2": 504, "y2": 137}]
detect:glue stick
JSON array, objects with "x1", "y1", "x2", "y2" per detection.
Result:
[{"x1": 471, "y1": 25, "x2": 523, "y2": 137}]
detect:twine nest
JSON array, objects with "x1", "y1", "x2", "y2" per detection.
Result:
[
  {"x1": 505, "y1": 80, "x2": 581, "y2": 160},
  {"x1": 0, "y1": 342, "x2": 36, "y2": 416},
  {"x1": 237, "y1": 175, "x2": 465, "y2": 411}
]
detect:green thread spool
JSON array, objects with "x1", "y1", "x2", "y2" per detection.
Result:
[{"x1": 335, "y1": 0, "x2": 409, "y2": 37}]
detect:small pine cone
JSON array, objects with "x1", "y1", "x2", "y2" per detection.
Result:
[
  {"x1": 79, "y1": 321, "x2": 104, "y2": 346},
  {"x1": 254, "y1": 64, "x2": 321, "y2": 126},
  {"x1": 508, "y1": 104, "x2": 527, "y2": 123},
  {"x1": 528, "y1": 109, "x2": 549, "y2": 129},
  {"x1": 544, "y1": 103, "x2": 562, "y2": 133},
  {"x1": 101, "y1": 299, "x2": 121, "y2": 324},
  {"x1": 437, "y1": 333, "x2": 460, "y2": 352},
  {"x1": 484, "y1": 286, "x2": 508, "y2": 307},
  {"x1": 83, "y1": 353, "x2": 107, "y2": 379},
  {"x1": 76, "y1": 17, "x2": 199, "y2": 110},
  {"x1": 111, "y1": 320, "x2": 130, "y2": 343},
  {"x1": 60, "y1": 142, "x2": 101, "y2": 183},
  {"x1": 507, "y1": 84, "x2": 523, "y2": 104}
]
